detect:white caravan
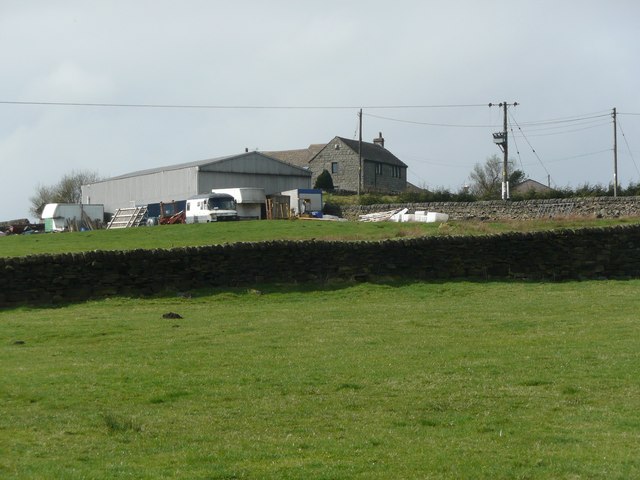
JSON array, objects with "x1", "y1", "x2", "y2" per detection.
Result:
[
  {"x1": 185, "y1": 193, "x2": 238, "y2": 223},
  {"x1": 41, "y1": 203, "x2": 104, "y2": 232},
  {"x1": 211, "y1": 188, "x2": 266, "y2": 220}
]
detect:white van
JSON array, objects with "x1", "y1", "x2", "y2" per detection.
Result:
[{"x1": 185, "y1": 194, "x2": 238, "y2": 223}]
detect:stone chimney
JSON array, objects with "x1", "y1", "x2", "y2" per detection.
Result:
[{"x1": 373, "y1": 132, "x2": 385, "y2": 148}]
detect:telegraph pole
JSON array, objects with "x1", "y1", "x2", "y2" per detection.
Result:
[
  {"x1": 501, "y1": 102, "x2": 509, "y2": 200},
  {"x1": 613, "y1": 107, "x2": 618, "y2": 197},
  {"x1": 358, "y1": 108, "x2": 363, "y2": 196},
  {"x1": 489, "y1": 102, "x2": 518, "y2": 200}
]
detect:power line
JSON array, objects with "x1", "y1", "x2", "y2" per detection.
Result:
[
  {"x1": 3, "y1": 99, "x2": 622, "y2": 138},
  {"x1": 365, "y1": 111, "x2": 613, "y2": 131},
  {"x1": 402, "y1": 156, "x2": 473, "y2": 169},
  {"x1": 617, "y1": 118, "x2": 640, "y2": 178},
  {"x1": 0, "y1": 100, "x2": 625, "y2": 125},
  {"x1": 508, "y1": 124, "x2": 525, "y2": 172},
  {"x1": 0, "y1": 100, "x2": 488, "y2": 110},
  {"x1": 543, "y1": 149, "x2": 612, "y2": 164},
  {"x1": 352, "y1": 111, "x2": 360, "y2": 140},
  {"x1": 515, "y1": 112, "x2": 610, "y2": 126},
  {"x1": 514, "y1": 117, "x2": 611, "y2": 133},
  {"x1": 512, "y1": 121, "x2": 612, "y2": 138},
  {"x1": 509, "y1": 111, "x2": 554, "y2": 185},
  {"x1": 364, "y1": 112, "x2": 498, "y2": 128},
  {"x1": 4, "y1": 97, "x2": 634, "y2": 183},
  {"x1": 365, "y1": 103, "x2": 489, "y2": 109}
]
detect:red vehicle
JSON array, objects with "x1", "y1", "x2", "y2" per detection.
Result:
[{"x1": 159, "y1": 201, "x2": 186, "y2": 225}]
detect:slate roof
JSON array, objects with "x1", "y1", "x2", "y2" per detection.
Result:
[
  {"x1": 333, "y1": 137, "x2": 408, "y2": 168},
  {"x1": 512, "y1": 178, "x2": 553, "y2": 193},
  {"x1": 269, "y1": 137, "x2": 408, "y2": 169},
  {"x1": 264, "y1": 144, "x2": 325, "y2": 168}
]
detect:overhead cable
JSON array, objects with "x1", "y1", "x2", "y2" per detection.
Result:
[
  {"x1": 364, "y1": 112, "x2": 498, "y2": 128},
  {"x1": 515, "y1": 117, "x2": 612, "y2": 133},
  {"x1": 512, "y1": 121, "x2": 612, "y2": 138},
  {"x1": 0, "y1": 100, "x2": 488, "y2": 110},
  {"x1": 515, "y1": 112, "x2": 610, "y2": 126},
  {"x1": 542, "y1": 149, "x2": 612, "y2": 164},
  {"x1": 618, "y1": 119, "x2": 640, "y2": 178},
  {"x1": 365, "y1": 111, "x2": 613, "y2": 131},
  {"x1": 401, "y1": 157, "x2": 473, "y2": 169},
  {"x1": 509, "y1": 111, "x2": 554, "y2": 185},
  {"x1": 508, "y1": 125, "x2": 525, "y2": 172}
]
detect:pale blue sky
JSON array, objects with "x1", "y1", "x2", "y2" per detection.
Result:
[{"x1": 1, "y1": 0, "x2": 639, "y2": 220}]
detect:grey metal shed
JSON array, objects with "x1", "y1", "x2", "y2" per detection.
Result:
[{"x1": 81, "y1": 151, "x2": 312, "y2": 214}]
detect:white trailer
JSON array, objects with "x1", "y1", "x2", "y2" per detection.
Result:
[
  {"x1": 280, "y1": 188, "x2": 322, "y2": 216},
  {"x1": 211, "y1": 188, "x2": 266, "y2": 220},
  {"x1": 185, "y1": 193, "x2": 238, "y2": 223},
  {"x1": 41, "y1": 203, "x2": 104, "y2": 232}
]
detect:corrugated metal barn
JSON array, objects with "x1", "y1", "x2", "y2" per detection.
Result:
[{"x1": 81, "y1": 152, "x2": 312, "y2": 214}]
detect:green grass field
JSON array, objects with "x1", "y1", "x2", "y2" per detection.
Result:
[
  {"x1": 2, "y1": 217, "x2": 639, "y2": 258},
  {"x1": 2, "y1": 280, "x2": 640, "y2": 479}
]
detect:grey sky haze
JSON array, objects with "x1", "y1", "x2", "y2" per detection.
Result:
[{"x1": 1, "y1": 0, "x2": 639, "y2": 220}]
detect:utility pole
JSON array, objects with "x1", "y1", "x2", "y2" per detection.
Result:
[
  {"x1": 501, "y1": 102, "x2": 509, "y2": 200},
  {"x1": 613, "y1": 107, "x2": 618, "y2": 197},
  {"x1": 489, "y1": 102, "x2": 518, "y2": 200},
  {"x1": 358, "y1": 108, "x2": 362, "y2": 196}
]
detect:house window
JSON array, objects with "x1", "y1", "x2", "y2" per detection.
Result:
[
  {"x1": 331, "y1": 162, "x2": 339, "y2": 174},
  {"x1": 375, "y1": 163, "x2": 383, "y2": 175},
  {"x1": 392, "y1": 166, "x2": 401, "y2": 178}
]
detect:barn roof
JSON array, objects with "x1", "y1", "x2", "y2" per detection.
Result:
[
  {"x1": 98, "y1": 151, "x2": 311, "y2": 183},
  {"x1": 263, "y1": 144, "x2": 325, "y2": 168}
]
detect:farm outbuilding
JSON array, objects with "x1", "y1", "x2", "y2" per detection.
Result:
[
  {"x1": 81, "y1": 152, "x2": 312, "y2": 215},
  {"x1": 41, "y1": 203, "x2": 104, "y2": 232},
  {"x1": 282, "y1": 188, "x2": 323, "y2": 215}
]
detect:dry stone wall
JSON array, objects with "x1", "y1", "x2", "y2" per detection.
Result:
[
  {"x1": 3, "y1": 224, "x2": 640, "y2": 307},
  {"x1": 336, "y1": 196, "x2": 640, "y2": 221}
]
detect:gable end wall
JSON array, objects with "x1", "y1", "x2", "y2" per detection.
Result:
[{"x1": 311, "y1": 138, "x2": 407, "y2": 193}]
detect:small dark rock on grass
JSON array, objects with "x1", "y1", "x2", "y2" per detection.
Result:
[{"x1": 162, "y1": 312, "x2": 183, "y2": 319}]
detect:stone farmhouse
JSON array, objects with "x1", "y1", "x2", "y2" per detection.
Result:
[
  {"x1": 511, "y1": 178, "x2": 554, "y2": 196},
  {"x1": 266, "y1": 133, "x2": 408, "y2": 194}
]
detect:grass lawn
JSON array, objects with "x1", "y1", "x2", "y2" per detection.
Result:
[
  {"x1": 2, "y1": 280, "x2": 639, "y2": 479},
  {"x1": 2, "y1": 217, "x2": 639, "y2": 258}
]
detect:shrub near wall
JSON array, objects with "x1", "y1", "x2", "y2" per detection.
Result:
[{"x1": 3, "y1": 224, "x2": 640, "y2": 307}]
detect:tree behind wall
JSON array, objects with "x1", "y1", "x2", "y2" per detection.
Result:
[
  {"x1": 469, "y1": 154, "x2": 524, "y2": 200},
  {"x1": 29, "y1": 170, "x2": 101, "y2": 218},
  {"x1": 314, "y1": 169, "x2": 335, "y2": 191}
]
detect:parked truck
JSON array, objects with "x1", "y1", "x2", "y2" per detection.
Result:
[
  {"x1": 185, "y1": 193, "x2": 238, "y2": 223},
  {"x1": 211, "y1": 187, "x2": 266, "y2": 220}
]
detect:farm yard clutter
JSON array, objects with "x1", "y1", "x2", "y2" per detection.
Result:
[
  {"x1": 342, "y1": 196, "x2": 640, "y2": 221},
  {"x1": 0, "y1": 218, "x2": 43, "y2": 235},
  {"x1": 359, "y1": 208, "x2": 449, "y2": 223},
  {"x1": 41, "y1": 204, "x2": 104, "y2": 232}
]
